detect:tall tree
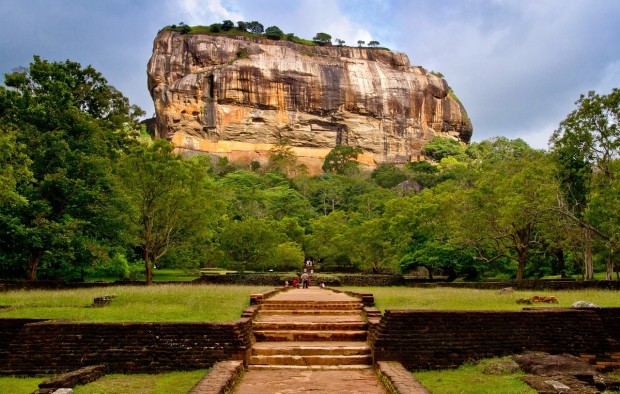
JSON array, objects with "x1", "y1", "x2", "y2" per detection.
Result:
[
  {"x1": 116, "y1": 140, "x2": 218, "y2": 284},
  {"x1": 267, "y1": 137, "x2": 298, "y2": 176},
  {"x1": 452, "y1": 149, "x2": 560, "y2": 282},
  {"x1": 550, "y1": 89, "x2": 620, "y2": 279},
  {"x1": 218, "y1": 218, "x2": 286, "y2": 272},
  {"x1": 322, "y1": 145, "x2": 363, "y2": 175},
  {"x1": 313, "y1": 32, "x2": 332, "y2": 45},
  {"x1": 0, "y1": 56, "x2": 143, "y2": 280},
  {"x1": 246, "y1": 21, "x2": 264, "y2": 34},
  {"x1": 264, "y1": 26, "x2": 284, "y2": 40}
]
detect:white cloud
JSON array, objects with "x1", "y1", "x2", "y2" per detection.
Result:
[
  {"x1": 283, "y1": 1, "x2": 374, "y2": 45},
  {"x1": 167, "y1": 0, "x2": 244, "y2": 26}
]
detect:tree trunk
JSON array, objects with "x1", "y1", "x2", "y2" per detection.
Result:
[
  {"x1": 607, "y1": 246, "x2": 614, "y2": 281},
  {"x1": 516, "y1": 242, "x2": 527, "y2": 283},
  {"x1": 144, "y1": 247, "x2": 152, "y2": 285},
  {"x1": 554, "y1": 249, "x2": 566, "y2": 278},
  {"x1": 515, "y1": 232, "x2": 527, "y2": 283},
  {"x1": 584, "y1": 227, "x2": 593, "y2": 280},
  {"x1": 27, "y1": 250, "x2": 42, "y2": 281}
]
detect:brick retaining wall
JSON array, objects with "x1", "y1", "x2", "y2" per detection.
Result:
[
  {"x1": 0, "y1": 318, "x2": 46, "y2": 365},
  {"x1": 372, "y1": 308, "x2": 620, "y2": 371},
  {"x1": 594, "y1": 308, "x2": 620, "y2": 342},
  {"x1": 0, "y1": 318, "x2": 254, "y2": 375}
]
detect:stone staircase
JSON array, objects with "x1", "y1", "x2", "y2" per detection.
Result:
[{"x1": 248, "y1": 289, "x2": 372, "y2": 370}]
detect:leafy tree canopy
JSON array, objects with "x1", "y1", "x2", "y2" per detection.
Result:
[
  {"x1": 422, "y1": 136, "x2": 466, "y2": 162},
  {"x1": 265, "y1": 26, "x2": 284, "y2": 40},
  {"x1": 322, "y1": 145, "x2": 363, "y2": 175},
  {"x1": 313, "y1": 32, "x2": 332, "y2": 45}
]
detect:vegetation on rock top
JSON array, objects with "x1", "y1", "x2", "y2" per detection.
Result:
[{"x1": 161, "y1": 20, "x2": 384, "y2": 49}]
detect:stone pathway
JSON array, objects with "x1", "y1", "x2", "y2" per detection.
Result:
[
  {"x1": 234, "y1": 287, "x2": 387, "y2": 393},
  {"x1": 214, "y1": 287, "x2": 432, "y2": 394},
  {"x1": 235, "y1": 367, "x2": 387, "y2": 394}
]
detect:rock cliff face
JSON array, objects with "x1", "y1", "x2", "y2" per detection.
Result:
[{"x1": 147, "y1": 30, "x2": 472, "y2": 172}]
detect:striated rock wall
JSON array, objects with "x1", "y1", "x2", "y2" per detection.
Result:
[{"x1": 147, "y1": 31, "x2": 473, "y2": 172}]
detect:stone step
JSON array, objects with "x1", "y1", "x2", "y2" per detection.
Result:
[
  {"x1": 260, "y1": 302, "x2": 364, "y2": 311},
  {"x1": 254, "y1": 330, "x2": 368, "y2": 342},
  {"x1": 255, "y1": 314, "x2": 364, "y2": 324},
  {"x1": 252, "y1": 341, "x2": 371, "y2": 357},
  {"x1": 247, "y1": 364, "x2": 374, "y2": 371},
  {"x1": 259, "y1": 309, "x2": 361, "y2": 316},
  {"x1": 249, "y1": 354, "x2": 372, "y2": 366},
  {"x1": 253, "y1": 321, "x2": 368, "y2": 331}
]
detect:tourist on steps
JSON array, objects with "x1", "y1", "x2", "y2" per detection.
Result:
[{"x1": 301, "y1": 272, "x2": 309, "y2": 288}]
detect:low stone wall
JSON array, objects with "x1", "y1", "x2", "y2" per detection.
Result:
[
  {"x1": 405, "y1": 279, "x2": 620, "y2": 290},
  {"x1": 37, "y1": 365, "x2": 106, "y2": 391},
  {"x1": 372, "y1": 308, "x2": 620, "y2": 371},
  {"x1": 3, "y1": 277, "x2": 617, "y2": 291},
  {"x1": 194, "y1": 274, "x2": 404, "y2": 287},
  {"x1": 336, "y1": 275, "x2": 404, "y2": 287},
  {"x1": 0, "y1": 318, "x2": 253, "y2": 375},
  {"x1": 193, "y1": 274, "x2": 286, "y2": 286}
]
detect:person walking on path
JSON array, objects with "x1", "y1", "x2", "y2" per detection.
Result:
[{"x1": 301, "y1": 271, "x2": 310, "y2": 288}]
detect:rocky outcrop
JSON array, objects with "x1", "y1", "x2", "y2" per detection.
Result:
[{"x1": 147, "y1": 30, "x2": 472, "y2": 172}]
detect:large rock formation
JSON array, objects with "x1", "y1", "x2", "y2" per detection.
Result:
[{"x1": 147, "y1": 30, "x2": 472, "y2": 173}]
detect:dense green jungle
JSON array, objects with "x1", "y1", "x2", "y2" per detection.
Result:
[{"x1": 0, "y1": 56, "x2": 619, "y2": 285}]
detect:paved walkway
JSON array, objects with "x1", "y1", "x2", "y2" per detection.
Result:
[
  {"x1": 267, "y1": 287, "x2": 360, "y2": 302},
  {"x1": 235, "y1": 367, "x2": 387, "y2": 394}
]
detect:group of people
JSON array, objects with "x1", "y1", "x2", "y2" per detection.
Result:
[
  {"x1": 286, "y1": 271, "x2": 310, "y2": 288},
  {"x1": 284, "y1": 257, "x2": 319, "y2": 289}
]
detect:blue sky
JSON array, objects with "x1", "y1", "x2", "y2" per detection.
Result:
[{"x1": 1, "y1": 0, "x2": 619, "y2": 149}]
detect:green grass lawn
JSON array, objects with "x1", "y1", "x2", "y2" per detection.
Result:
[
  {"x1": 345, "y1": 286, "x2": 620, "y2": 311},
  {"x1": 73, "y1": 370, "x2": 207, "y2": 394},
  {"x1": 0, "y1": 284, "x2": 270, "y2": 322},
  {"x1": 414, "y1": 358, "x2": 536, "y2": 394},
  {"x1": 0, "y1": 376, "x2": 48, "y2": 394},
  {"x1": 84, "y1": 268, "x2": 201, "y2": 283},
  {"x1": 0, "y1": 370, "x2": 208, "y2": 394},
  {"x1": 1, "y1": 285, "x2": 618, "y2": 322}
]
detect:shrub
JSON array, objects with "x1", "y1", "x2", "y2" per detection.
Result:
[
  {"x1": 246, "y1": 21, "x2": 264, "y2": 34},
  {"x1": 313, "y1": 32, "x2": 332, "y2": 45},
  {"x1": 265, "y1": 26, "x2": 284, "y2": 40},
  {"x1": 221, "y1": 20, "x2": 234, "y2": 31}
]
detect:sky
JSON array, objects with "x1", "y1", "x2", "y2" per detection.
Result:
[{"x1": 1, "y1": 0, "x2": 619, "y2": 149}]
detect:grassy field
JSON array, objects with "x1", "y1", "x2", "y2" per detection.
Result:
[
  {"x1": 84, "y1": 268, "x2": 202, "y2": 282},
  {"x1": 73, "y1": 370, "x2": 207, "y2": 394},
  {"x1": 414, "y1": 358, "x2": 536, "y2": 394},
  {"x1": 344, "y1": 286, "x2": 620, "y2": 311},
  {"x1": 0, "y1": 376, "x2": 46, "y2": 394},
  {"x1": 1, "y1": 285, "x2": 619, "y2": 322},
  {"x1": 0, "y1": 370, "x2": 207, "y2": 394},
  {"x1": 0, "y1": 284, "x2": 270, "y2": 322}
]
